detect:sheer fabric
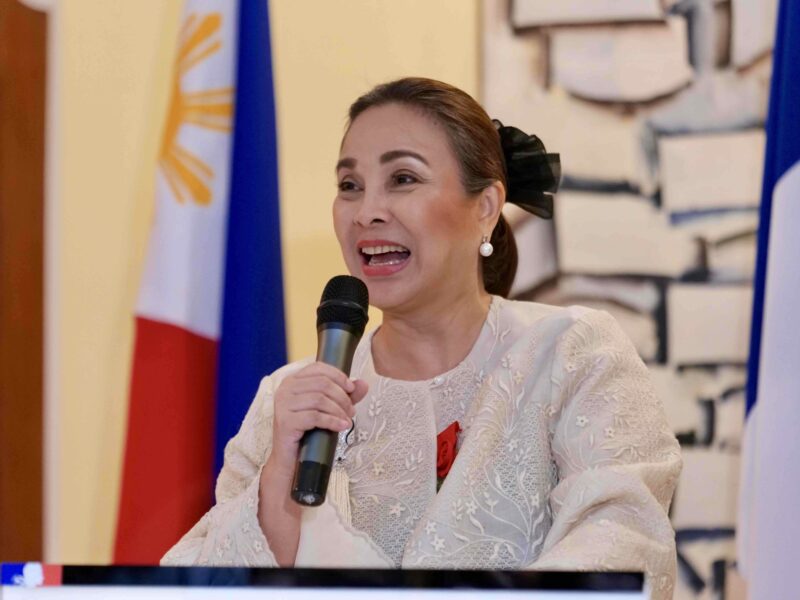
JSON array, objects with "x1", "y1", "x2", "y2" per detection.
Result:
[{"x1": 162, "y1": 297, "x2": 681, "y2": 599}]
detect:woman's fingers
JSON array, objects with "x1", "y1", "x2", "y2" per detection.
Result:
[
  {"x1": 290, "y1": 376, "x2": 356, "y2": 417},
  {"x1": 294, "y1": 362, "x2": 355, "y2": 393},
  {"x1": 295, "y1": 410, "x2": 351, "y2": 433},
  {"x1": 288, "y1": 391, "x2": 352, "y2": 423},
  {"x1": 271, "y1": 363, "x2": 367, "y2": 463}
]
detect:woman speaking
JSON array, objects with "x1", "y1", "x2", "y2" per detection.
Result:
[{"x1": 162, "y1": 78, "x2": 682, "y2": 599}]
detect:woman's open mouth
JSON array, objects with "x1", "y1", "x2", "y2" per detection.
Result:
[{"x1": 358, "y1": 242, "x2": 411, "y2": 276}]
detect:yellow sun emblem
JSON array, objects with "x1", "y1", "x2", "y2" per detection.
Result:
[{"x1": 159, "y1": 12, "x2": 234, "y2": 206}]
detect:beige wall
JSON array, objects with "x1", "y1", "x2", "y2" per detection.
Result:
[
  {"x1": 48, "y1": 0, "x2": 479, "y2": 563},
  {"x1": 48, "y1": 0, "x2": 183, "y2": 563}
]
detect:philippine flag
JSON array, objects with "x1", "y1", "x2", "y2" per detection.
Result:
[
  {"x1": 114, "y1": 0, "x2": 286, "y2": 563},
  {"x1": 737, "y1": 0, "x2": 800, "y2": 596}
]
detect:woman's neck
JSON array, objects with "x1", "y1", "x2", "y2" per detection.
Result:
[{"x1": 371, "y1": 292, "x2": 492, "y2": 381}]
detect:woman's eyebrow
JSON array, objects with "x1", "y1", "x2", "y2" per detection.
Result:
[
  {"x1": 380, "y1": 149, "x2": 429, "y2": 166},
  {"x1": 336, "y1": 150, "x2": 429, "y2": 173},
  {"x1": 336, "y1": 157, "x2": 356, "y2": 172}
]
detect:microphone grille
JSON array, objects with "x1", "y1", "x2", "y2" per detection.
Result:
[{"x1": 317, "y1": 275, "x2": 369, "y2": 333}]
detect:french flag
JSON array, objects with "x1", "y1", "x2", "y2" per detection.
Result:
[
  {"x1": 114, "y1": 0, "x2": 286, "y2": 563},
  {"x1": 738, "y1": 0, "x2": 800, "y2": 596}
]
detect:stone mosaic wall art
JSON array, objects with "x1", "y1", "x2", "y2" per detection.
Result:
[{"x1": 482, "y1": 1, "x2": 777, "y2": 596}]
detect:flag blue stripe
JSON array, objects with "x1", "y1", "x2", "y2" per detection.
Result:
[
  {"x1": 745, "y1": 0, "x2": 800, "y2": 416},
  {"x1": 216, "y1": 0, "x2": 287, "y2": 475}
]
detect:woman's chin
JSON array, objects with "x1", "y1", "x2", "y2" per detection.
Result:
[{"x1": 364, "y1": 279, "x2": 421, "y2": 314}]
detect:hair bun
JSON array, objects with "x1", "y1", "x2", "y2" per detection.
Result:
[{"x1": 493, "y1": 120, "x2": 561, "y2": 220}]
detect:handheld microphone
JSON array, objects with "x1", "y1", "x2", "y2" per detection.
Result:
[{"x1": 291, "y1": 275, "x2": 369, "y2": 506}]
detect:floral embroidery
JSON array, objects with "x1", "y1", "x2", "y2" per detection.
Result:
[
  {"x1": 576, "y1": 415, "x2": 589, "y2": 428},
  {"x1": 368, "y1": 398, "x2": 383, "y2": 417},
  {"x1": 452, "y1": 498, "x2": 464, "y2": 521}
]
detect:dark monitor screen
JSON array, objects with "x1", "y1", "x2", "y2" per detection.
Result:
[{"x1": 1, "y1": 564, "x2": 646, "y2": 599}]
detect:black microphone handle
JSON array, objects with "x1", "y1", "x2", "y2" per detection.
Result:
[{"x1": 291, "y1": 324, "x2": 361, "y2": 506}]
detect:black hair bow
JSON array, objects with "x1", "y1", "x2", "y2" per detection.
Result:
[{"x1": 493, "y1": 119, "x2": 561, "y2": 220}]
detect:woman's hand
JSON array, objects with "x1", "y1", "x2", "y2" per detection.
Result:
[
  {"x1": 258, "y1": 362, "x2": 368, "y2": 566},
  {"x1": 268, "y1": 362, "x2": 369, "y2": 473}
]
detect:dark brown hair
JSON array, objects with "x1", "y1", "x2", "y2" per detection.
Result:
[{"x1": 346, "y1": 77, "x2": 518, "y2": 298}]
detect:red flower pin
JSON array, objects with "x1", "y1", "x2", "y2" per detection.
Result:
[{"x1": 436, "y1": 421, "x2": 461, "y2": 482}]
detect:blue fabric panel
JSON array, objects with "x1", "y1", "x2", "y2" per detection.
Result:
[
  {"x1": 216, "y1": 0, "x2": 287, "y2": 475},
  {"x1": 746, "y1": 0, "x2": 800, "y2": 415}
]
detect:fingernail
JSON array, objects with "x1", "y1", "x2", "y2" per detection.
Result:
[
  {"x1": 339, "y1": 419, "x2": 351, "y2": 430},
  {"x1": 346, "y1": 379, "x2": 356, "y2": 392}
]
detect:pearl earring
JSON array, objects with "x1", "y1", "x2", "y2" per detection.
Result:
[{"x1": 479, "y1": 235, "x2": 494, "y2": 257}]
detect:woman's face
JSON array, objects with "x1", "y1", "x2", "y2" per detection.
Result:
[{"x1": 333, "y1": 103, "x2": 488, "y2": 313}]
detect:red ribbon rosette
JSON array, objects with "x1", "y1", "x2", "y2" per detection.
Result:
[{"x1": 436, "y1": 421, "x2": 461, "y2": 481}]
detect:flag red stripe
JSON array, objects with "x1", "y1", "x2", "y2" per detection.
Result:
[
  {"x1": 42, "y1": 565, "x2": 63, "y2": 586},
  {"x1": 114, "y1": 317, "x2": 217, "y2": 564}
]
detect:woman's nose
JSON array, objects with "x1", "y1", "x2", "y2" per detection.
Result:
[{"x1": 353, "y1": 189, "x2": 390, "y2": 226}]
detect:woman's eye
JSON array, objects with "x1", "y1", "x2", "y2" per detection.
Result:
[
  {"x1": 393, "y1": 173, "x2": 419, "y2": 186},
  {"x1": 338, "y1": 180, "x2": 359, "y2": 192}
]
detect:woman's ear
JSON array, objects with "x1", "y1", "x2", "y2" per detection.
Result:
[{"x1": 478, "y1": 180, "x2": 506, "y2": 231}]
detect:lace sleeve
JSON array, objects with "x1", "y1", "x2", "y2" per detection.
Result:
[
  {"x1": 160, "y1": 371, "x2": 287, "y2": 567},
  {"x1": 531, "y1": 309, "x2": 682, "y2": 600}
]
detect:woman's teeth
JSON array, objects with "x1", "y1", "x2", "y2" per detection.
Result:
[
  {"x1": 361, "y1": 244, "x2": 408, "y2": 255},
  {"x1": 360, "y1": 244, "x2": 411, "y2": 266}
]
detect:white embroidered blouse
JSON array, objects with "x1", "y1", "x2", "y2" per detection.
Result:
[{"x1": 162, "y1": 297, "x2": 682, "y2": 599}]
